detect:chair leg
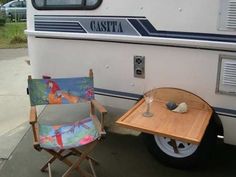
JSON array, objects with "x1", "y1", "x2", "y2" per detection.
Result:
[
  {"x1": 71, "y1": 148, "x2": 99, "y2": 165},
  {"x1": 40, "y1": 149, "x2": 74, "y2": 175},
  {"x1": 41, "y1": 150, "x2": 65, "y2": 172},
  {"x1": 45, "y1": 149, "x2": 73, "y2": 167},
  {"x1": 62, "y1": 141, "x2": 98, "y2": 177},
  {"x1": 48, "y1": 163, "x2": 52, "y2": 177},
  {"x1": 41, "y1": 156, "x2": 57, "y2": 172},
  {"x1": 89, "y1": 159, "x2": 97, "y2": 177}
]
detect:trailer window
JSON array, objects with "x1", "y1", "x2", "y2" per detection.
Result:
[{"x1": 32, "y1": 0, "x2": 102, "y2": 10}]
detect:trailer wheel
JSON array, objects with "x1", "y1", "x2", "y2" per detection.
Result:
[{"x1": 143, "y1": 118, "x2": 217, "y2": 169}]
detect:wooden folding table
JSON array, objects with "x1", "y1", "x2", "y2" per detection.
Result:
[{"x1": 116, "y1": 88, "x2": 213, "y2": 144}]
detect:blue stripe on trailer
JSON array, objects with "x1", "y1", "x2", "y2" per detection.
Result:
[
  {"x1": 214, "y1": 107, "x2": 236, "y2": 118},
  {"x1": 94, "y1": 88, "x2": 236, "y2": 118},
  {"x1": 94, "y1": 88, "x2": 141, "y2": 100}
]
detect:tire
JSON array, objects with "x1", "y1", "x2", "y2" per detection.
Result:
[
  {"x1": 142, "y1": 118, "x2": 217, "y2": 169},
  {"x1": 8, "y1": 13, "x2": 13, "y2": 22}
]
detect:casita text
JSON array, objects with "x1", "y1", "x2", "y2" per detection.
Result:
[{"x1": 90, "y1": 20, "x2": 123, "y2": 33}]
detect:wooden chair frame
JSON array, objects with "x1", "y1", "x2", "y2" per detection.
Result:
[{"x1": 28, "y1": 69, "x2": 107, "y2": 177}]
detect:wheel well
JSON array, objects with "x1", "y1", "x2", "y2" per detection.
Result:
[{"x1": 212, "y1": 110, "x2": 224, "y2": 136}]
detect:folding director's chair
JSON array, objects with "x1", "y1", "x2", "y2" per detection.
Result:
[{"x1": 28, "y1": 69, "x2": 107, "y2": 177}]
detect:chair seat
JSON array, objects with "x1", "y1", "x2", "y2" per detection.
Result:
[{"x1": 39, "y1": 117, "x2": 100, "y2": 150}]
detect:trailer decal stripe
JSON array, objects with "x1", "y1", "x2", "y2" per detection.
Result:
[
  {"x1": 35, "y1": 21, "x2": 86, "y2": 33},
  {"x1": 127, "y1": 19, "x2": 149, "y2": 36},
  {"x1": 34, "y1": 15, "x2": 236, "y2": 44},
  {"x1": 147, "y1": 31, "x2": 236, "y2": 43},
  {"x1": 130, "y1": 19, "x2": 236, "y2": 43},
  {"x1": 35, "y1": 15, "x2": 142, "y2": 36}
]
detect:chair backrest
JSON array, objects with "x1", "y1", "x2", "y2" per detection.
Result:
[{"x1": 28, "y1": 74, "x2": 94, "y2": 106}]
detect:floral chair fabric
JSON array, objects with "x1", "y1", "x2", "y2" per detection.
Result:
[
  {"x1": 39, "y1": 117, "x2": 99, "y2": 150},
  {"x1": 28, "y1": 77, "x2": 94, "y2": 106}
]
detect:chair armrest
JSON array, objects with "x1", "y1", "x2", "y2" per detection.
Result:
[
  {"x1": 91, "y1": 115, "x2": 106, "y2": 135},
  {"x1": 29, "y1": 106, "x2": 37, "y2": 124},
  {"x1": 29, "y1": 106, "x2": 39, "y2": 144},
  {"x1": 91, "y1": 100, "x2": 107, "y2": 114},
  {"x1": 90, "y1": 100, "x2": 107, "y2": 134},
  {"x1": 33, "y1": 141, "x2": 42, "y2": 151}
]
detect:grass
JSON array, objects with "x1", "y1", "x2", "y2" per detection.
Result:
[{"x1": 0, "y1": 22, "x2": 27, "y2": 49}]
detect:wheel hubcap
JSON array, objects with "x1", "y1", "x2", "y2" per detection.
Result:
[{"x1": 154, "y1": 135, "x2": 198, "y2": 158}]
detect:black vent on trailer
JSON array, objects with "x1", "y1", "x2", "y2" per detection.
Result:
[
  {"x1": 218, "y1": 0, "x2": 236, "y2": 31},
  {"x1": 227, "y1": 1, "x2": 236, "y2": 29},
  {"x1": 216, "y1": 55, "x2": 236, "y2": 96}
]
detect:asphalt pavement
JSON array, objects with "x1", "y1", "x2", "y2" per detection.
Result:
[
  {"x1": 1, "y1": 130, "x2": 236, "y2": 177},
  {"x1": 0, "y1": 48, "x2": 30, "y2": 169},
  {"x1": 0, "y1": 48, "x2": 27, "y2": 61}
]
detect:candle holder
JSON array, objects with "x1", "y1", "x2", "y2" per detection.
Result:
[{"x1": 143, "y1": 91, "x2": 154, "y2": 117}]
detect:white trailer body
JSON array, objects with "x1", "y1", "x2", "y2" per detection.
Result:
[{"x1": 26, "y1": 0, "x2": 236, "y2": 162}]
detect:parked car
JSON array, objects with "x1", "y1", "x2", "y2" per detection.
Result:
[
  {"x1": 0, "y1": 7, "x2": 6, "y2": 26},
  {"x1": 0, "y1": 0, "x2": 26, "y2": 21}
]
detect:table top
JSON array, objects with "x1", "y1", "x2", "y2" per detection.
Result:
[{"x1": 116, "y1": 98, "x2": 213, "y2": 144}]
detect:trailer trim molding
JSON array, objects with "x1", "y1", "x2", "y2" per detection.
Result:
[{"x1": 26, "y1": 30, "x2": 236, "y2": 52}]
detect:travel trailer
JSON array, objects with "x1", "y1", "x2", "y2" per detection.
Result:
[{"x1": 26, "y1": 0, "x2": 236, "y2": 168}]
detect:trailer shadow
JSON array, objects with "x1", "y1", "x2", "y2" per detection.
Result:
[
  {"x1": 94, "y1": 133, "x2": 236, "y2": 177},
  {"x1": 0, "y1": 130, "x2": 236, "y2": 177}
]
